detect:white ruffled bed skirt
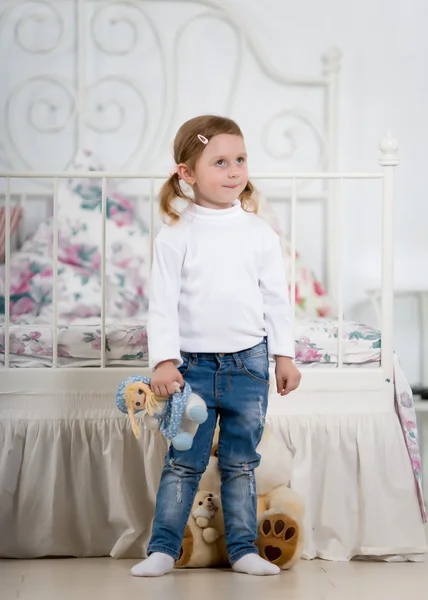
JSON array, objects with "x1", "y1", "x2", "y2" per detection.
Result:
[
  {"x1": 269, "y1": 413, "x2": 426, "y2": 561},
  {"x1": 0, "y1": 392, "x2": 426, "y2": 561}
]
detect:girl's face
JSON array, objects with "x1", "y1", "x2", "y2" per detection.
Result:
[{"x1": 180, "y1": 134, "x2": 248, "y2": 209}]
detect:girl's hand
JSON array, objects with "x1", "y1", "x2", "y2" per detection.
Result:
[
  {"x1": 151, "y1": 360, "x2": 184, "y2": 398},
  {"x1": 275, "y1": 356, "x2": 301, "y2": 396}
]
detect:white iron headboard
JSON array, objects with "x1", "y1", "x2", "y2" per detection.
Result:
[{"x1": 1, "y1": 0, "x2": 342, "y2": 292}]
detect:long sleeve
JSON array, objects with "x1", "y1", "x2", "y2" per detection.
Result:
[
  {"x1": 147, "y1": 237, "x2": 183, "y2": 369},
  {"x1": 259, "y1": 234, "x2": 295, "y2": 358}
]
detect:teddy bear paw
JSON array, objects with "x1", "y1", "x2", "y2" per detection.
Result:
[
  {"x1": 195, "y1": 516, "x2": 210, "y2": 528},
  {"x1": 256, "y1": 513, "x2": 300, "y2": 567},
  {"x1": 202, "y1": 527, "x2": 219, "y2": 544}
]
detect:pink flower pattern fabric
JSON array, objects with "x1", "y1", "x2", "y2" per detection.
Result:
[
  {"x1": 0, "y1": 150, "x2": 150, "y2": 322},
  {"x1": 393, "y1": 355, "x2": 426, "y2": 521}
]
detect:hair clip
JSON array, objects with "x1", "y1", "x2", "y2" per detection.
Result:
[
  {"x1": 197, "y1": 134, "x2": 208, "y2": 145},
  {"x1": 169, "y1": 166, "x2": 180, "y2": 179}
]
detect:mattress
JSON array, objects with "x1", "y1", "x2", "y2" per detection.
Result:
[{"x1": 0, "y1": 316, "x2": 381, "y2": 368}]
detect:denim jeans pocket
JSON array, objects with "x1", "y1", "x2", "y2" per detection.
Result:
[
  {"x1": 178, "y1": 355, "x2": 192, "y2": 378},
  {"x1": 240, "y1": 353, "x2": 270, "y2": 385}
]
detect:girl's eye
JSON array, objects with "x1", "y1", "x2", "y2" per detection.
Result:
[
  {"x1": 216, "y1": 159, "x2": 225, "y2": 166},
  {"x1": 237, "y1": 157, "x2": 245, "y2": 164}
]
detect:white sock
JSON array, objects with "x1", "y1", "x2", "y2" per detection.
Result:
[
  {"x1": 131, "y1": 552, "x2": 175, "y2": 577},
  {"x1": 232, "y1": 553, "x2": 280, "y2": 576}
]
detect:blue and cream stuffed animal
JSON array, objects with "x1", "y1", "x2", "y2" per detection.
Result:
[{"x1": 116, "y1": 376, "x2": 207, "y2": 451}]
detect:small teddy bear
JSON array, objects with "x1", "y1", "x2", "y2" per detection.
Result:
[{"x1": 191, "y1": 490, "x2": 224, "y2": 544}]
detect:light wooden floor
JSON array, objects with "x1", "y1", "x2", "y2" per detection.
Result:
[{"x1": 1, "y1": 557, "x2": 427, "y2": 600}]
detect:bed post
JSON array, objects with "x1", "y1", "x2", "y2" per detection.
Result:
[
  {"x1": 76, "y1": 0, "x2": 86, "y2": 150},
  {"x1": 379, "y1": 134, "x2": 399, "y2": 383},
  {"x1": 322, "y1": 46, "x2": 342, "y2": 300}
]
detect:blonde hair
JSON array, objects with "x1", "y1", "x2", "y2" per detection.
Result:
[{"x1": 159, "y1": 115, "x2": 257, "y2": 224}]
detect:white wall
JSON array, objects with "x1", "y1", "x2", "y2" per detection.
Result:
[
  {"x1": 2, "y1": 0, "x2": 427, "y2": 383},
  {"x1": 236, "y1": 0, "x2": 428, "y2": 383}
]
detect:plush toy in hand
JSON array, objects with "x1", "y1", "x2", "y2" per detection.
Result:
[{"x1": 116, "y1": 375, "x2": 207, "y2": 451}]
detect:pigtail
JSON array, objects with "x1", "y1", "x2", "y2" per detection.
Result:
[
  {"x1": 239, "y1": 180, "x2": 258, "y2": 214},
  {"x1": 159, "y1": 173, "x2": 193, "y2": 224}
]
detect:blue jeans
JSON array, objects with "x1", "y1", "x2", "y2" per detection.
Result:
[{"x1": 147, "y1": 339, "x2": 269, "y2": 564}]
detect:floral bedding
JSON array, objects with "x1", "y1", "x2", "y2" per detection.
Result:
[
  {"x1": 394, "y1": 355, "x2": 427, "y2": 521},
  {"x1": 0, "y1": 316, "x2": 381, "y2": 368},
  {"x1": 0, "y1": 150, "x2": 150, "y2": 323},
  {"x1": 0, "y1": 147, "x2": 381, "y2": 369}
]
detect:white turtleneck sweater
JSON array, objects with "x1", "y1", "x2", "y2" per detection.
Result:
[{"x1": 147, "y1": 201, "x2": 294, "y2": 369}]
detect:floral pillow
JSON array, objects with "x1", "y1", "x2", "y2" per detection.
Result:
[
  {"x1": 0, "y1": 150, "x2": 151, "y2": 321},
  {"x1": 59, "y1": 149, "x2": 147, "y2": 270},
  {"x1": 66, "y1": 149, "x2": 139, "y2": 230},
  {"x1": 256, "y1": 191, "x2": 336, "y2": 319},
  {"x1": 56, "y1": 150, "x2": 151, "y2": 318}
]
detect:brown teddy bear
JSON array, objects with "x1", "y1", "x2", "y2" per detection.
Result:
[
  {"x1": 175, "y1": 423, "x2": 304, "y2": 570},
  {"x1": 191, "y1": 491, "x2": 224, "y2": 541},
  {"x1": 175, "y1": 490, "x2": 229, "y2": 568}
]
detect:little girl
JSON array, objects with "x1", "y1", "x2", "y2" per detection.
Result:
[{"x1": 132, "y1": 115, "x2": 301, "y2": 578}]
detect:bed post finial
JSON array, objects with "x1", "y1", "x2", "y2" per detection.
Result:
[
  {"x1": 379, "y1": 134, "x2": 399, "y2": 166},
  {"x1": 379, "y1": 132, "x2": 398, "y2": 384},
  {"x1": 322, "y1": 46, "x2": 342, "y2": 74}
]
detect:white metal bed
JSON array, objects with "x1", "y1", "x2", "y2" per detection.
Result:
[{"x1": 0, "y1": 0, "x2": 426, "y2": 562}]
